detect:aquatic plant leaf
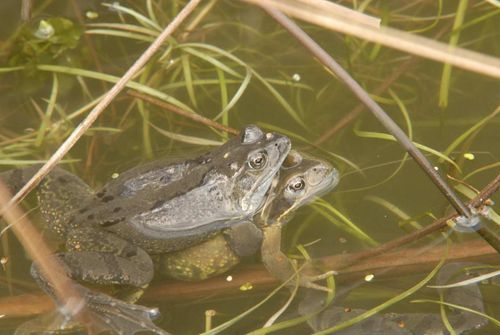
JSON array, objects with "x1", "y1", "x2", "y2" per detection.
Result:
[{"x1": 151, "y1": 124, "x2": 223, "y2": 146}]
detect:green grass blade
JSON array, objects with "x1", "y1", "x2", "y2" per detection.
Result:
[
  {"x1": 464, "y1": 161, "x2": 500, "y2": 180},
  {"x1": 354, "y1": 129, "x2": 461, "y2": 171},
  {"x1": 214, "y1": 67, "x2": 252, "y2": 121},
  {"x1": 35, "y1": 73, "x2": 58, "y2": 147},
  {"x1": 86, "y1": 23, "x2": 159, "y2": 36},
  {"x1": 181, "y1": 54, "x2": 198, "y2": 108},
  {"x1": 216, "y1": 67, "x2": 229, "y2": 139},
  {"x1": 151, "y1": 124, "x2": 223, "y2": 146},
  {"x1": 438, "y1": 0, "x2": 469, "y2": 108},
  {"x1": 85, "y1": 29, "x2": 155, "y2": 42},
  {"x1": 411, "y1": 299, "x2": 500, "y2": 327},
  {"x1": 146, "y1": 0, "x2": 158, "y2": 27},
  {"x1": 428, "y1": 269, "x2": 500, "y2": 288},
  {"x1": 201, "y1": 278, "x2": 296, "y2": 334},
  {"x1": 102, "y1": 2, "x2": 161, "y2": 31},
  {"x1": 0, "y1": 66, "x2": 24, "y2": 73},
  {"x1": 313, "y1": 199, "x2": 378, "y2": 246},
  {"x1": 364, "y1": 196, "x2": 422, "y2": 230},
  {"x1": 443, "y1": 106, "x2": 500, "y2": 159},
  {"x1": 182, "y1": 46, "x2": 242, "y2": 78},
  {"x1": 179, "y1": 43, "x2": 306, "y2": 127},
  {"x1": 35, "y1": 64, "x2": 194, "y2": 113}
]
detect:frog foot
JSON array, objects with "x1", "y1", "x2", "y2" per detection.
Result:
[
  {"x1": 15, "y1": 291, "x2": 169, "y2": 335},
  {"x1": 298, "y1": 270, "x2": 337, "y2": 292},
  {"x1": 82, "y1": 290, "x2": 170, "y2": 335}
]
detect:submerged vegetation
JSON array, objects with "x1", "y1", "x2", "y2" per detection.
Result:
[{"x1": 0, "y1": 0, "x2": 499, "y2": 334}]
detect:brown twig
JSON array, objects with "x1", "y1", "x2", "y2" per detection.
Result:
[
  {"x1": 3, "y1": 0, "x2": 202, "y2": 211},
  {"x1": 179, "y1": 0, "x2": 219, "y2": 41},
  {"x1": 20, "y1": 0, "x2": 32, "y2": 22},
  {"x1": 127, "y1": 90, "x2": 239, "y2": 135}
]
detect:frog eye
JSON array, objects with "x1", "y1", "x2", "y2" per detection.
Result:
[
  {"x1": 288, "y1": 177, "x2": 305, "y2": 192},
  {"x1": 248, "y1": 151, "x2": 268, "y2": 170}
]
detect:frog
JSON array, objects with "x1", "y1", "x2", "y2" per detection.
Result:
[
  {"x1": 156, "y1": 150, "x2": 340, "y2": 291},
  {"x1": 1, "y1": 125, "x2": 291, "y2": 335}
]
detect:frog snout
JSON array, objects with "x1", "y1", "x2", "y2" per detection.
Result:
[{"x1": 274, "y1": 136, "x2": 291, "y2": 155}]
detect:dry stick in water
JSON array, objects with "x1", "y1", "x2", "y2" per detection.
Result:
[
  {"x1": 127, "y1": 90, "x2": 239, "y2": 135},
  {"x1": 4, "y1": 0, "x2": 202, "y2": 210},
  {"x1": 258, "y1": 5, "x2": 500, "y2": 253},
  {"x1": 0, "y1": 181, "x2": 94, "y2": 330}
]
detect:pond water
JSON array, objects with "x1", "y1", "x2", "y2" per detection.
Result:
[{"x1": 0, "y1": 1, "x2": 499, "y2": 334}]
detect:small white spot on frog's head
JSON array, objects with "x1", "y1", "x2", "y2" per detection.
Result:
[
  {"x1": 266, "y1": 133, "x2": 273, "y2": 140},
  {"x1": 223, "y1": 152, "x2": 230, "y2": 159},
  {"x1": 111, "y1": 172, "x2": 119, "y2": 179},
  {"x1": 230, "y1": 162, "x2": 238, "y2": 170},
  {"x1": 226, "y1": 275, "x2": 233, "y2": 282}
]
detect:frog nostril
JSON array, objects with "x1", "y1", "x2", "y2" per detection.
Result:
[
  {"x1": 125, "y1": 249, "x2": 137, "y2": 257},
  {"x1": 102, "y1": 195, "x2": 114, "y2": 203}
]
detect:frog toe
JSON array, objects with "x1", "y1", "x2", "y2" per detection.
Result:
[
  {"x1": 299, "y1": 270, "x2": 337, "y2": 292},
  {"x1": 14, "y1": 310, "x2": 78, "y2": 335},
  {"x1": 84, "y1": 290, "x2": 169, "y2": 335}
]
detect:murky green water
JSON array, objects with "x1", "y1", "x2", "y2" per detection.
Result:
[{"x1": 0, "y1": 1, "x2": 499, "y2": 334}]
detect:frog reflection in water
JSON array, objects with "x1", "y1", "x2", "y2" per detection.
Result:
[{"x1": 2, "y1": 125, "x2": 292, "y2": 335}]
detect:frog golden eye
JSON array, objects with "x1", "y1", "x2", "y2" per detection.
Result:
[
  {"x1": 288, "y1": 177, "x2": 305, "y2": 192},
  {"x1": 249, "y1": 152, "x2": 267, "y2": 170}
]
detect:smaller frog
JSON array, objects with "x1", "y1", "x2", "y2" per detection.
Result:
[{"x1": 157, "y1": 150, "x2": 339, "y2": 290}]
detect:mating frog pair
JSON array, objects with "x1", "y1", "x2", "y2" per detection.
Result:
[{"x1": 1, "y1": 125, "x2": 339, "y2": 335}]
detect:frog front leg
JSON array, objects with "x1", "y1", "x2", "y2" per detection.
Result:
[
  {"x1": 27, "y1": 227, "x2": 168, "y2": 335},
  {"x1": 261, "y1": 225, "x2": 334, "y2": 292},
  {"x1": 158, "y1": 221, "x2": 262, "y2": 281}
]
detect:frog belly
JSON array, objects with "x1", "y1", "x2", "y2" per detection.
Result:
[{"x1": 157, "y1": 234, "x2": 240, "y2": 281}]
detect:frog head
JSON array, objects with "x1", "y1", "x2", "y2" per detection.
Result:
[
  {"x1": 259, "y1": 150, "x2": 339, "y2": 225},
  {"x1": 211, "y1": 125, "x2": 291, "y2": 216}
]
